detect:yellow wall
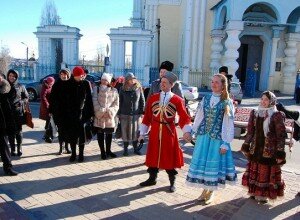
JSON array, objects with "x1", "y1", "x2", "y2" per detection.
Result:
[{"x1": 157, "y1": 4, "x2": 183, "y2": 68}]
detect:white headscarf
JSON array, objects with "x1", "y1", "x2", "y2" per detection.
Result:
[{"x1": 255, "y1": 91, "x2": 277, "y2": 137}]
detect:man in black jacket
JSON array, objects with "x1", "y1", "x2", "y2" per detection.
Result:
[{"x1": 0, "y1": 75, "x2": 18, "y2": 175}]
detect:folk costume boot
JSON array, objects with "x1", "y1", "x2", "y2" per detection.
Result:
[
  {"x1": 97, "y1": 133, "x2": 106, "y2": 160},
  {"x1": 123, "y1": 142, "x2": 129, "y2": 156},
  {"x1": 69, "y1": 144, "x2": 76, "y2": 162},
  {"x1": 197, "y1": 189, "x2": 208, "y2": 201},
  {"x1": 168, "y1": 174, "x2": 176, "y2": 193},
  {"x1": 78, "y1": 144, "x2": 85, "y2": 162},
  {"x1": 140, "y1": 172, "x2": 157, "y2": 187},
  {"x1": 106, "y1": 134, "x2": 116, "y2": 158},
  {"x1": 204, "y1": 191, "x2": 215, "y2": 205},
  {"x1": 132, "y1": 140, "x2": 141, "y2": 155}
]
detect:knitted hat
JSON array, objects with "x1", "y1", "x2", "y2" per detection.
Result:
[
  {"x1": 72, "y1": 66, "x2": 85, "y2": 77},
  {"x1": 159, "y1": 61, "x2": 174, "y2": 72},
  {"x1": 101, "y1": 73, "x2": 112, "y2": 83},
  {"x1": 219, "y1": 66, "x2": 228, "y2": 74},
  {"x1": 45, "y1": 76, "x2": 55, "y2": 86},
  {"x1": 59, "y1": 68, "x2": 71, "y2": 78},
  {"x1": 125, "y1": 72, "x2": 136, "y2": 81},
  {"x1": 162, "y1": 71, "x2": 177, "y2": 84}
]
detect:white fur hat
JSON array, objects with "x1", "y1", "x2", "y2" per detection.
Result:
[{"x1": 101, "y1": 73, "x2": 112, "y2": 83}]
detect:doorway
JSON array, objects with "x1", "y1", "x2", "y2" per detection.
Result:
[{"x1": 237, "y1": 35, "x2": 263, "y2": 90}]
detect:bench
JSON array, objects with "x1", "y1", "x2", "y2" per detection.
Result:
[{"x1": 233, "y1": 107, "x2": 295, "y2": 149}]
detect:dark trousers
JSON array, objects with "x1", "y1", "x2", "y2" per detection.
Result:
[
  {"x1": 0, "y1": 136, "x2": 12, "y2": 169},
  {"x1": 147, "y1": 167, "x2": 178, "y2": 176},
  {"x1": 8, "y1": 132, "x2": 22, "y2": 151}
]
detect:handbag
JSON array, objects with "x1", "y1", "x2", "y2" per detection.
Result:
[
  {"x1": 84, "y1": 121, "x2": 93, "y2": 144},
  {"x1": 24, "y1": 102, "x2": 34, "y2": 128}
]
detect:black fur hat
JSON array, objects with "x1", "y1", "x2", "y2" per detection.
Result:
[{"x1": 159, "y1": 61, "x2": 174, "y2": 72}]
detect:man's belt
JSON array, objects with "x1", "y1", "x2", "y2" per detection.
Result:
[{"x1": 153, "y1": 119, "x2": 174, "y2": 136}]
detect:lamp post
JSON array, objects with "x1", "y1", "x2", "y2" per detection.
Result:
[{"x1": 21, "y1": 42, "x2": 29, "y2": 66}]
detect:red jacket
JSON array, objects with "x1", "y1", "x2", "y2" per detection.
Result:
[
  {"x1": 143, "y1": 93, "x2": 191, "y2": 169},
  {"x1": 39, "y1": 83, "x2": 52, "y2": 120}
]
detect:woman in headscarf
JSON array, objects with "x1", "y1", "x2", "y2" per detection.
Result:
[{"x1": 241, "y1": 91, "x2": 286, "y2": 204}]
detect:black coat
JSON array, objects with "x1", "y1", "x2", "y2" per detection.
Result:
[
  {"x1": 0, "y1": 80, "x2": 15, "y2": 136},
  {"x1": 54, "y1": 78, "x2": 94, "y2": 144}
]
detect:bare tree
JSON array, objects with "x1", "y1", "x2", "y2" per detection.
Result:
[
  {"x1": 0, "y1": 46, "x2": 11, "y2": 75},
  {"x1": 40, "y1": 0, "x2": 61, "y2": 26}
]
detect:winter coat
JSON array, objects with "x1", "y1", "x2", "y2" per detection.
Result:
[
  {"x1": 0, "y1": 79, "x2": 15, "y2": 136},
  {"x1": 61, "y1": 78, "x2": 94, "y2": 144},
  {"x1": 118, "y1": 84, "x2": 145, "y2": 116},
  {"x1": 241, "y1": 109, "x2": 286, "y2": 165},
  {"x1": 93, "y1": 86, "x2": 119, "y2": 129},
  {"x1": 49, "y1": 79, "x2": 70, "y2": 126},
  {"x1": 39, "y1": 82, "x2": 53, "y2": 120}
]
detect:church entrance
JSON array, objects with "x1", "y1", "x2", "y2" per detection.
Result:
[{"x1": 237, "y1": 35, "x2": 263, "y2": 90}]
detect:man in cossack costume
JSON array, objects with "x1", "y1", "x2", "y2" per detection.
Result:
[{"x1": 138, "y1": 71, "x2": 191, "y2": 192}]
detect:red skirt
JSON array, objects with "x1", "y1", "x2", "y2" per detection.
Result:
[{"x1": 242, "y1": 161, "x2": 285, "y2": 200}]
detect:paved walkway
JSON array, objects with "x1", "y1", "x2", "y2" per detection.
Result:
[{"x1": 0, "y1": 95, "x2": 299, "y2": 220}]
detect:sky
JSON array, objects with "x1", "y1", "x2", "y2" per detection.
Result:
[{"x1": 0, "y1": 0, "x2": 133, "y2": 60}]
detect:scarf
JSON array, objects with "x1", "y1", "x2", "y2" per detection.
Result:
[{"x1": 255, "y1": 105, "x2": 277, "y2": 137}]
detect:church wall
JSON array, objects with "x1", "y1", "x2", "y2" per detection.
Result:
[{"x1": 157, "y1": 4, "x2": 182, "y2": 69}]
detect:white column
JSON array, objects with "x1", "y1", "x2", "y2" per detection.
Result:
[
  {"x1": 268, "y1": 26, "x2": 284, "y2": 91},
  {"x1": 210, "y1": 29, "x2": 225, "y2": 72},
  {"x1": 110, "y1": 40, "x2": 117, "y2": 70},
  {"x1": 119, "y1": 40, "x2": 125, "y2": 70},
  {"x1": 196, "y1": 0, "x2": 207, "y2": 71},
  {"x1": 190, "y1": 0, "x2": 200, "y2": 71},
  {"x1": 182, "y1": 0, "x2": 193, "y2": 81},
  {"x1": 145, "y1": 4, "x2": 149, "y2": 30},
  {"x1": 281, "y1": 33, "x2": 300, "y2": 94},
  {"x1": 223, "y1": 20, "x2": 244, "y2": 82}
]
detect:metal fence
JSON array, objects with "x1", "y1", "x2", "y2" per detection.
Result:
[
  {"x1": 67, "y1": 64, "x2": 105, "y2": 75},
  {"x1": 8, "y1": 64, "x2": 34, "y2": 81},
  {"x1": 110, "y1": 68, "x2": 145, "y2": 82},
  {"x1": 188, "y1": 71, "x2": 214, "y2": 89}
]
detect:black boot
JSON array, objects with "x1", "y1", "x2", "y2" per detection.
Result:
[
  {"x1": 97, "y1": 133, "x2": 106, "y2": 160},
  {"x1": 69, "y1": 144, "x2": 76, "y2": 162},
  {"x1": 133, "y1": 140, "x2": 141, "y2": 155},
  {"x1": 106, "y1": 133, "x2": 116, "y2": 158},
  {"x1": 4, "y1": 166, "x2": 18, "y2": 176},
  {"x1": 65, "y1": 143, "x2": 71, "y2": 154},
  {"x1": 17, "y1": 145, "x2": 22, "y2": 157},
  {"x1": 123, "y1": 142, "x2": 129, "y2": 156},
  {"x1": 78, "y1": 144, "x2": 84, "y2": 162},
  {"x1": 8, "y1": 136, "x2": 16, "y2": 156},
  {"x1": 58, "y1": 144, "x2": 63, "y2": 155},
  {"x1": 16, "y1": 133, "x2": 23, "y2": 156},
  {"x1": 140, "y1": 170, "x2": 157, "y2": 187},
  {"x1": 168, "y1": 174, "x2": 176, "y2": 193}
]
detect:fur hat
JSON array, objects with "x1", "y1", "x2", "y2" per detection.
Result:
[
  {"x1": 45, "y1": 76, "x2": 55, "y2": 86},
  {"x1": 125, "y1": 72, "x2": 136, "y2": 81},
  {"x1": 72, "y1": 66, "x2": 85, "y2": 77},
  {"x1": 59, "y1": 68, "x2": 71, "y2": 78},
  {"x1": 159, "y1": 61, "x2": 174, "y2": 72},
  {"x1": 162, "y1": 71, "x2": 177, "y2": 84},
  {"x1": 101, "y1": 73, "x2": 112, "y2": 83},
  {"x1": 219, "y1": 66, "x2": 228, "y2": 74}
]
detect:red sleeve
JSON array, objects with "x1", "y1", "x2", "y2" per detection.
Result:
[
  {"x1": 142, "y1": 95, "x2": 155, "y2": 127},
  {"x1": 175, "y1": 96, "x2": 191, "y2": 129}
]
